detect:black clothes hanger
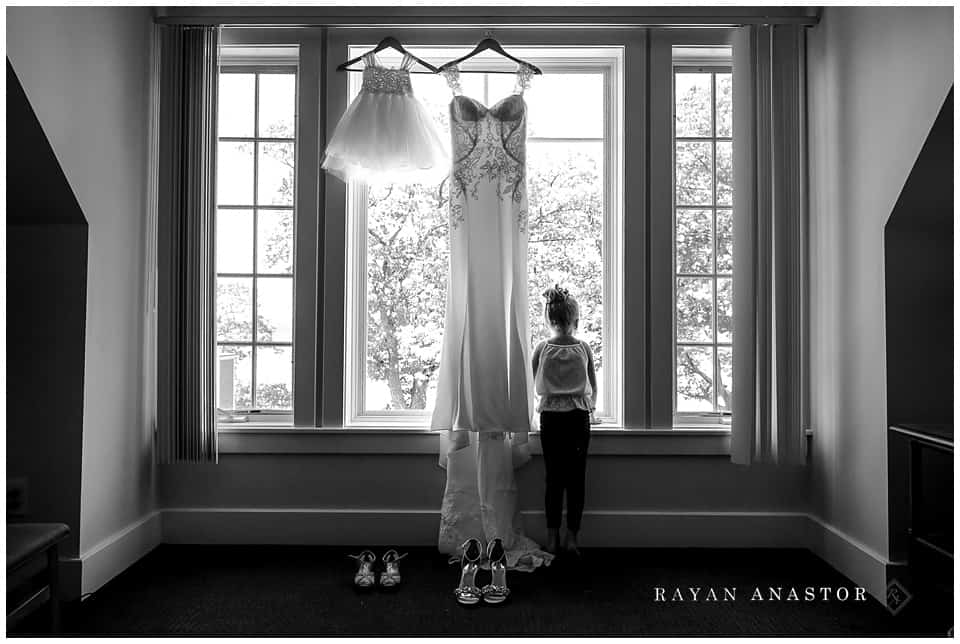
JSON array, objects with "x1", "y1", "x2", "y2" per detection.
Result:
[
  {"x1": 437, "y1": 38, "x2": 543, "y2": 75},
  {"x1": 337, "y1": 37, "x2": 439, "y2": 74}
]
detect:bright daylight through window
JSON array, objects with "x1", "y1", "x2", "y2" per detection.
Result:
[
  {"x1": 344, "y1": 46, "x2": 621, "y2": 426},
  {"x1": 215, "y1": 66, "x2": 297, "y2": 417},
  {"x1": 673, "y1": 50, "x2": 733, "y2": 419}
]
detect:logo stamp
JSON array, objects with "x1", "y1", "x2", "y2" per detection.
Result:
[{"x1": 886, "y1": 579, "x2": 913, "y2": 616}]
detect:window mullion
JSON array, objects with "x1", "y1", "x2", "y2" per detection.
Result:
[
  {"x1": 251, "y1": 72, "x2": 260, "y2": 409},
  {"x1": 293, "y1": 35, "x2": 322, "y2": 427}
]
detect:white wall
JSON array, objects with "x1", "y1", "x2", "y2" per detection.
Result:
[
  {"x1": 6, "y1": 6, "x2": 156, "y2": 564},
  {"x1": 159, "y1": 451, "x2": 810, "y2": 546},
  {"x1": 806, "y1": 6, "x2": 953, "y2": 562}
]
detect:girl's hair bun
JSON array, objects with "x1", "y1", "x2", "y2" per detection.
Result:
[
  {"x1": 542, "y1": 284, "x2": 579, "y2": 331},
  {"x1": 543, "y1": 284, "x2": 570, "y2": 304}
]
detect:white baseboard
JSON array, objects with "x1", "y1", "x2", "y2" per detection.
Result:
[
  {"x1": 79, "y1": 511, "x2": 162, "y2": 597},
  {"x1": 805, "y1": 513, "x2": 890, "y2": 601},
  {"x1": 163, "y1": 508, "x2": 440, "y2": 546},
  {"x1": 161, "y1": 507, "x2": 811, "y2": 548}
]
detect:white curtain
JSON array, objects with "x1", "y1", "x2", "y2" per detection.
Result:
[{"x1": 731, "y1": 24, "x2": 807, "y2": 465}]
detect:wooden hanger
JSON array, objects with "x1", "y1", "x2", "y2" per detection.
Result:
[
  {"x1": 438, "y1": 38, "x2": 542, "y2": 75},
  {"x1": 337, "y1": 37, "x2": 439, "y2": 74}
]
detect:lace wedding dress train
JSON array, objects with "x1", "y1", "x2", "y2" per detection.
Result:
[{"x1": 432, "y1": 63, "x2": 552, "y2": 571}]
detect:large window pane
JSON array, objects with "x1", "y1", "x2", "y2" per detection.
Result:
[
  {"x1": 676, "y1": 208, "x2": 713, "y2": 274},
  {"x1": 218, "y1": 73, "x2": 255, "y2": 138},
  {"x1": 217, "y1": 142, "x2": 254, "y2": 206},
  {"x1": 258, "y1": 73, "x2": 296, "y2": 138},
  {"x1": 216, "y1": 209, "x2": 253, "y2": 273},
  {"x1": 255, "y1": 345, "x2": 292, "y2": 410},
  {"x1": 527, "y1": 141, "x2": 604, "y2": 370},
  {"x1": 217, "y1": 277, "x2": 253, "y2": 342},
  {"x1": 675, "y1": 73, "x2": 712, "y2": 137},
  {"x1": 676, "y1": 277, "x2": 713, "y2": 343},
  {"x1": 257, "y1": 209, "x2": 294, "y2": 274},
  {"x1": 257, "y1": 142, "x2": 295, "y2": 206},
  {"x1": 365, "y1": 181, "x2": 448, "y2": 411},
  {"x1": 256, "y1": 277, "x2": 293, "y2": 342},
  {"x1": 677, "y1": 345, "x2": 714, "y2": 412},
  {"x1": 345, "y1": 51, "x2": 616, "y2": 422},
  {"x1": 675, "y1": 141, "x2": 713, "y2": 206}
]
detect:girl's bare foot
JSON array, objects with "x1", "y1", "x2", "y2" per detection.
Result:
[
  {"x1": 564, "y1": 530, "x2": 581, "y2": 556},
  {"x1": 546, "y1": 528, "x2": 560, "y2": 554}
]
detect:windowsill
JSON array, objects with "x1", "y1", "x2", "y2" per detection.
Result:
[{"x1": 217, "y1": 424, "x2": 732, "y2": 456}]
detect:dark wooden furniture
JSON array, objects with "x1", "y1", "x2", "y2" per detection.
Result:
[
  {"x1": 7, "y1": 523, "x2": 70, "y2": 632},
  {"x1": 889, "y1": 424, "x2": 953, "y2": 596}
]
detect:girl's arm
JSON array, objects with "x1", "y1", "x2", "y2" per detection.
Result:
[
  {"x1": 583, "y1": 341, "x2": 598, "y2": 410},
  {"x1": 531, "y1": 340, "x2": 545, "y2": 377}
]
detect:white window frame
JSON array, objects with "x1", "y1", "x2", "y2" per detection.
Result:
[
  {"x1": 670, "y1": 46, "x2": 733, "y2": 427},
  {"x1": 216, "y1": 49, "x2": 299, "y2": 425},
  {"x1": 215, "y1": 30, "x2": 324, "y2": 429},
  {"x1": 342, "y1": 45, "x2": 624, "y2": 428}
]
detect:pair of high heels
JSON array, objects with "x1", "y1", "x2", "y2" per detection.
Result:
[
  {"x1": 454, "y1": 537, "x2": 510, "y2": 606},
  {"x1": 348, "y1": 549, "x2": 407, "y2": 590}
]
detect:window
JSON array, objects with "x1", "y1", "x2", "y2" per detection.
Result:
[
  {"x1": 208, "y1": 28, "x2": 736, "y2": 435},
  {"x1": 343, "y1": 46, "x2": 623, "y2": 426},
  {"x1": 215, "y1": 52, "x2": 298, "y2": 420},
  {"x1": 672, "y1": 48, "x2": 733, "y2": 422}
]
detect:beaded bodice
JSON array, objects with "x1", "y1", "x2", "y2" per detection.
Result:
[
  {"x1": 442, "y1": 64, "x2": 534, "y2": 231},
  {"x1": 360, "y1": 52, "x2": 414, "y2": 95}
]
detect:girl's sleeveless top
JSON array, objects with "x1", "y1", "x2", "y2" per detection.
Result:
[{"x1": 534, "y1": 341, "x2": 593, "y2": 413}]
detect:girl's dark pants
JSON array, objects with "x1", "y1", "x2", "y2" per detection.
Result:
[{"x1": 539, "y1": 409, "x2": 591, "y2": 532}]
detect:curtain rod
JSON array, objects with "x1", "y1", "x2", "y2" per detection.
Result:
[
  {"x1": 157, "y1": 18, "x2": 821, "y2": 27},
  {"x1": 153, "y1": 7, "x2": 821, "y2": 27}
]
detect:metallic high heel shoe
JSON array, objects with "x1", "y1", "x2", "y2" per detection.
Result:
[
  {"x1": 379, "y1": 549, "x2": 408, "y2": 590},
  {"x1": 481, "y1": 537, "x2": 510, "y2": 604},
  {"x1": 454, "y1": 538, "x2": 483, "y2": 605},
  {"x1": 348, "y1": 550, "x2": 377, "y2": 590}
]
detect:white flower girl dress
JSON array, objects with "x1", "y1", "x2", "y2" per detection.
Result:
[{"x1": 321, "y1": 52, "x2": 449, "y2": 184}]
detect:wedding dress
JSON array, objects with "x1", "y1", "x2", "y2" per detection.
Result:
[
  {"x1": 432, "y1": 63, "x2": 552, "y2": 572},
  {"x1": 321, "y1": 52, "x2": 448, "y2": 184}
]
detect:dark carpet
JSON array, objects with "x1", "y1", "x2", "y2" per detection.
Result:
[{"x1": 12, "y1": 545, "x2": 953, "y2": 636}]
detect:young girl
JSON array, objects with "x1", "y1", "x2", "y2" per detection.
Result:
[{"x1": 532, "y1": 285, "x2": 598, "y2": 556}]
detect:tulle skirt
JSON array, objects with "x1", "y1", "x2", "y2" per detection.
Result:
[{"x1": 321, "y1": 90, "x2": 449, "y2": 185}]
